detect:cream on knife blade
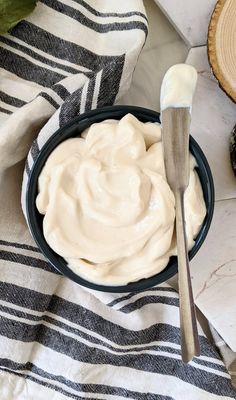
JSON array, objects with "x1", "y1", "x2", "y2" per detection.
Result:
[{"x1": 160, "y1": 63, "x2": 198, "y2": 111}]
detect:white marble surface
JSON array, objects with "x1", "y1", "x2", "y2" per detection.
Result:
[
  {"x1": 186, "y1": 46, "x2": 236, "y2": 201},
  {"x1": 185, "y1": 46, "x2": 236, "y2": 350},
  {"x1": 191, "y1": 199, "x2": 236, "y2": 351},
  {"x1": 119, "y1": 0, "x2": 236, "y2": 351},
  {"x1": 154, "y1": 0, "x2": 216, "y2": 46}
]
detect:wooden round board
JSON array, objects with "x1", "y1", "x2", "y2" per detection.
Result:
[{"x1": 208, "y1": 0, "x2": 236, "y2": 102}]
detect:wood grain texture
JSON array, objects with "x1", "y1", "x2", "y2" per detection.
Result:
[{"x1": 208, "y1": 0, "x2": 236, "y2": 102}]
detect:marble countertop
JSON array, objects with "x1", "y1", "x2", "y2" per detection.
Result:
[{"x1": 119, "y1": 0, "x2": 236, "y2": 351}]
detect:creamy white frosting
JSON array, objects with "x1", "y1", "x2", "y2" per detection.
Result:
[
  {"x1": 36, "y1": 114, "x2": 206, "y2": 286},
  {"x1": 160, "y1": 64, "x2": 198, "y2": 111}
]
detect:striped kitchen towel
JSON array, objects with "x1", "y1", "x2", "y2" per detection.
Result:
[{"x1": 0, "y1": 0, "x2": 236, "y2": 399}]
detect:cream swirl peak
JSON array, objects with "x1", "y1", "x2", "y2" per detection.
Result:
[{"x1": 36, "y1": 114, "x2": 206, "y2": 285}]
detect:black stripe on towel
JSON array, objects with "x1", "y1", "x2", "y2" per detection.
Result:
[
  {"x1": 39, "y1": 92, "x2": 60, "y2": 109},
  {"x1": 0, "y1": 106, "x2": 12, "y2": 115},
  {"x1": 40, "y1": 0, "x2": 148, "y2": 35},
  {"x1": 0, "y1": 317, "x2": 233, "y2": 397},
  {"x1": 0, "y1": 47, "x2": 64, "y2": 87},
  {"x1": 0, "y1": 90, "x2": 26, "y2": 108},
  {"x1": 11, "y1": 22, "x2": 123, "y2": 71},
  {"x1": 0, "y1": 282, "x2": 223, "y2": 359},
  {"x1": 40, "y1": 314, "x2": 183, "y2": 357},
  {"x1": 118, "y1": 296, "x2": 179, "y2": 313},
  {"x1": 0, "y1": 250, "x2": 59, "y2": 275},
  {"x1": 0, "y1": 240, "x2": 40, "y2": 253},
  {"x1": 0, "y1": 367, "x2": 98, "y2": 400},
  {"x1": 59, "y1": 86, "x2": 84, "y2": 127},
  {"x1": 0, "y1": 305, "x2": 41, "y2": 322},
  {"x1": 0, "y1": 36, "x2": 80, "y2": 76},
  {"x1": 0, "y1": 302, "x2": 226, "y2": 374},
  {"x1": 25, "y1": 159, "x2": 30, "y2": 176},
  {"x1": 53, "y1": 84, "x2": 70, "y2": 101},
  {"x1": 97, "y1": 58, "x2": 124, "y2": 107},
  {"x1": 0, "y1": 361, "x2": 171, "y2": 400},
  {"x1": 107, "y1": 287, "x2": 177, "y2": 307},
  {"x1": 30, "y1": 140, "x2": 40, "y2": 162},
  {"x1": 84, "y1": 76, "x2": 95, "y2": 111},
  {"x1": 0, "y1": 303, "x2": 180, "y2": 357},
  {"x1": 53, "y1": 0, "x2": 148, "y2": 21}
]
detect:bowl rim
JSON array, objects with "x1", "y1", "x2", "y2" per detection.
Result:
[{"x1": 26, "y1": 105, "x2": 215, "y2": 293}]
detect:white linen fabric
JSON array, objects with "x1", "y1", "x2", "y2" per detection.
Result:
[{"x1": 0, "y1": 1, "x2": 236, "y2": 399}]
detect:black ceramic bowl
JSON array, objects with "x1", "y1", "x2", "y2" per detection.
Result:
[{"x1": 26, "y1": 105, "x2": 214, "y2": 293}]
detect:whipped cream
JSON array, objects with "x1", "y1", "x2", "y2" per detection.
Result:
[{"x1": 36, "y1": 114, "x2": 206, "y2": 285}]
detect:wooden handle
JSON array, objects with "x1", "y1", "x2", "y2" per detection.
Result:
[{"x1": 175, "y1": 190, "x2": 200, "y2": 363}]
